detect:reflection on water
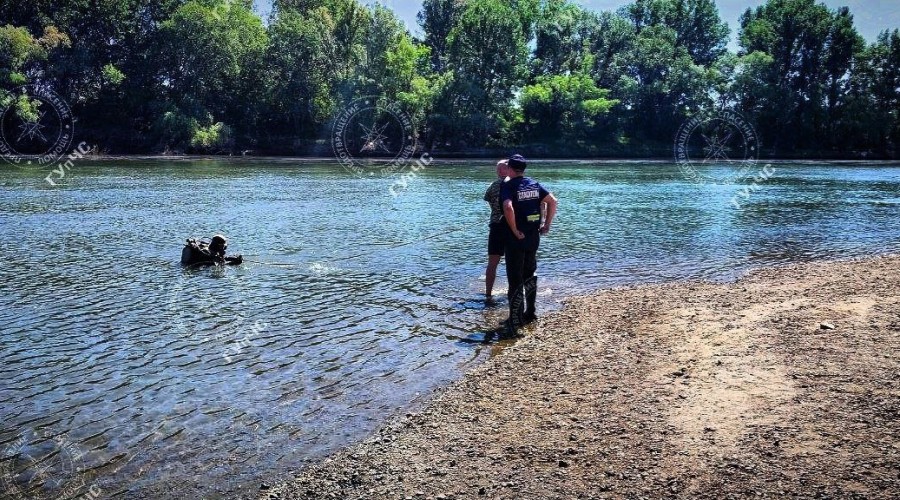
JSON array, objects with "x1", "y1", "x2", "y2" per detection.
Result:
[{"x1": 1, "y1": 159, "x2": 899, "y2": 497}]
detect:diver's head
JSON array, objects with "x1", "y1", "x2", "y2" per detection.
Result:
[
  {"x1": 496, "y1": 159, "x2": 509, "y2": 178},
  {"x1": 209, "y1": 234, "x2": 227, "y2": 254}
]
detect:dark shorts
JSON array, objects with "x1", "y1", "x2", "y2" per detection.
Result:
[{"x1": 488, "y1": 223, "x2": 508, "y2": 256}]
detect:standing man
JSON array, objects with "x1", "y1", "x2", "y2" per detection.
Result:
[
  {"x1": 484, "y1": 159, "x2": 511, "y2": 301},
  {"x1": 501, "y1": 154, "x2": 557, "y2": 332}
]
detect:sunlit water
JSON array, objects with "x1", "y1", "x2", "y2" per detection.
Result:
[{"x1": 1, "y1": 159, "x2": 899, "y2": 498}]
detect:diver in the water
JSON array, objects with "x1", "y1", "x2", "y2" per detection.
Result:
[{"x1": 181, "y1": 235, "x2": 243, "y2": 266}]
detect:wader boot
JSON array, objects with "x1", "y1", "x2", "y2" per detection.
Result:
[
  {"x1": 524, "y1": 275, "x2": 537, "y2": 323},
  {"x1": 507, "y1": 285, "x2": 526, "y2": 333}
]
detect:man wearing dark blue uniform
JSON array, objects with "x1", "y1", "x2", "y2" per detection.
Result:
[{"x1": 500, "y1": 154, "x2": 557, "y2": 333}]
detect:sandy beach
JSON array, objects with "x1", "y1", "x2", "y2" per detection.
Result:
[{"x1": 261, "y1": 256, "x2": 900, "y2": 499}]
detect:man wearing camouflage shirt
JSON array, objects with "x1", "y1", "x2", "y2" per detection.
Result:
[{"x1": 483, "y1": 159, "x2": 511, "y2": 300}]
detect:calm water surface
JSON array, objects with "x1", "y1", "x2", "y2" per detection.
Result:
[{"x1": 1, "y1": 159, "x2": 899, "y2": 497}]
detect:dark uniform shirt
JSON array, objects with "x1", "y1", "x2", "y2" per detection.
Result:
[
  {"x1": 484, "y1": 178, "x2": 506, "y2": 225},
  {"x1": 500, "y1": 176, "x2": 550, "y2": 232}
]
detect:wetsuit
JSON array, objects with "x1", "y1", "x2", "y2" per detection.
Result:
[
  {"x1": 500, "y1": 176, "x2": 550, "y2": 327},
  {"x1": 484, "y1": 178, "x2": 509, "y2": 255},
  {"x1": 181, "y1": 240, "x2": 243, "y2": 266}
]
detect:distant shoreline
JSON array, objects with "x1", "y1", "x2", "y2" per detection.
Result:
[{"x1": 262, "y1": 254, "x2": 900, "y2": 499}]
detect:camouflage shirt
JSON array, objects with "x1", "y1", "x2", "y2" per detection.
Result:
[{"x1": 484, "y1": 178, "x2": 506, "y2": 225}]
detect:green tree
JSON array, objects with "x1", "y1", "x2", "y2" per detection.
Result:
[
  {"x1": 532, "y1": 1, "x2": 600, "y2": 77},
  {"x1": 581, "y1": 12, "x2": 636, "y2": 93},
  {"x1": 626, "y1": 25, "x2": 713, "y2": 142},
  {"x1": 0, "y1": 0, "x2": 894, "y2": 156},
  {"x1": 0, "y1": 0, "x2": 182, "y2": 102},
  {"x1": 509, "y1": 0, "x2": 542, "y2": 43},
  {"x1": 844, "y1": 30, "x2": 900, "y2": 154},
  {"x1": 520, "y1": 68, "x2": 619, "y2": 148},
  {"x1": 574, "y1": 0, "x2": 730, "y2": 147},
  {"x1": 820, "y1": 7, "x2": 864, "y2": 149},
  {"x1": 266, "y1": 7, "x2": 340, "y2": 141},
  {"x1": 273, "y1": 0, "x2": 370, "y2": 87},
  {"x1": 418, "y1": 0, "x2": 465, "y2": 72},
  {"x1": 0, "y1": 25, "x2": 70, "y2": 87},
  {"x1": 624, "y1": 0, "x2": 729, "y2": 66},
  {"x1": 444, "y1": 0, "x2": 528, "y2": 144},
  {"x1": 737, "y1": 0, "x2": 865, "y2": 153},
  {"x1": 358, "y1": 4, "x2": 418, "y2": 99},
  {"x1": 154, "y1": 0, "x2": 268, "y2": 151}
]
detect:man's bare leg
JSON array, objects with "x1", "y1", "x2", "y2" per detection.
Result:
[{"x1": 485, "y1": 254, "x2": 502, "y2": 298}]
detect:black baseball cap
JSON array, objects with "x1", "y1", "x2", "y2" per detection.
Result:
[{"x1": 508, "y1": 154, "x2": 527, "y2": 170}]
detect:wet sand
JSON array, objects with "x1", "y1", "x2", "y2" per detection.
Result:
[{"x1": 261, "y1": 256, "x2": 900, "y2": 499}]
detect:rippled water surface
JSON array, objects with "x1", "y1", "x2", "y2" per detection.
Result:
[{"x1": 1, "y1": 159, "x2": 899, "y2": 497}]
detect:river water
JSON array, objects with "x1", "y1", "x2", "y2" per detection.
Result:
[{"x1": 1, "y1": 159, "x2": 899, "y2": 497}]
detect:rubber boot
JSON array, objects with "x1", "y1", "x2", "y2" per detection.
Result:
[
  {"x1": 524, "y1": 276, "x2": 538, "y2": 323},
  {"x1": 508, "y1": 285, "x2": 526, "y2": 331}
]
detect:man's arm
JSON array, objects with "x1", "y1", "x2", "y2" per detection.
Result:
[
  {"x1": 541, "y1": 193, "x2": 558, "y2": 235},
  {"x1": 503, "y1": 199, "x2": 524, "y2": 239}
]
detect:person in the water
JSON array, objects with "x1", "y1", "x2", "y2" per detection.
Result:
[
  {"x1": 501, "y1": 154, "x2": 557, "y2": 334},
  {"x1": 483, "y1": 159, "x2": 511, "y2": 300},
  {"x1": 181, "y1": 235, "x2": 243, "y2": 266}
]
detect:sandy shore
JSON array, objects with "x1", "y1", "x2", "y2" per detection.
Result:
[{"x1": 260, "y1": 256, "x2": 900, "y2": 499}]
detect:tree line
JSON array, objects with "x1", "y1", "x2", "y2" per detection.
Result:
[{"x1": 1, "y1": 0, "x2": 898, "y2": 158}]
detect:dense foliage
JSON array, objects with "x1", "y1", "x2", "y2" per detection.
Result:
[{"x1": 1, "y1": 0, "x2": 898, "y2": 157}]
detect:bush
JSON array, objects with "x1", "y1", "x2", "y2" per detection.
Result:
[{"x1": 190, "y1": 121, "x2": 232, "y2": 151}]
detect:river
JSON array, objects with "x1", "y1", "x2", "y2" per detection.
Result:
[{"x1": 1, "y1": 159, "x2": 899, "y2": 497}]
